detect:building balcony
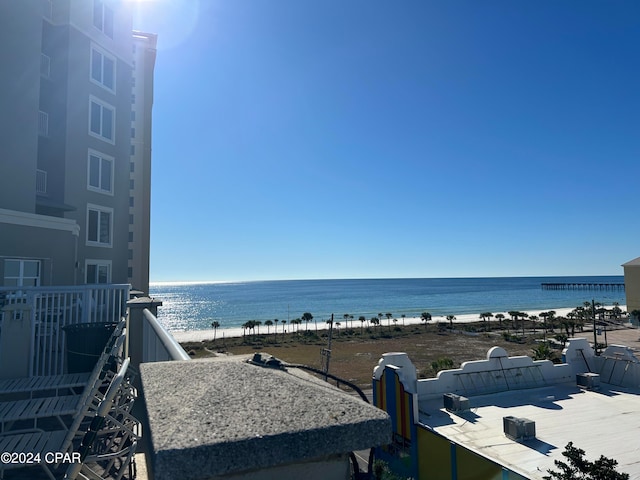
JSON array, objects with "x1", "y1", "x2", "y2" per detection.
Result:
[{"x1": 0, "y1": 287, "x2": 391, "y2": 479}]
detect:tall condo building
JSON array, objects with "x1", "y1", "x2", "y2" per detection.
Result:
[{"x1": 0, "y1": 0, "x2": 156, "y2": 293}]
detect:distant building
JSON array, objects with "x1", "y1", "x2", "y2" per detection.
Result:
[
  {"x1": 0, "y1": 0, "x2": 155, "y2": 292},
  {"x1": 373, "y1": 340, "x2": 640, "y2": 479},
  {"x1": 622, "y1": 257, "x2": 640, "y2": 321}
]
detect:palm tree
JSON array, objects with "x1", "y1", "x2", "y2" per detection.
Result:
[
  {"x1": 254, "y1": 320, "x2": 262, "y2": 336},
  {"x1": 349, "y1": 315, "x2": 354, "y2": 329},
  {"x1": 401, "y1": 314, "x2": 406, "y2": 326},
  {"x1": 539, "y1": 311, "x2": 550, "y2": 340},
  {"x1": 480, "y1": 312, "x2": 493, "y2": 331},
  {"x1": 520, "y1": 312, "x2": 529, "y2": 336},
  {"x1": 211, "y1": 321, "x2": 220, "y2": 341},
  {"x1": 495, "y1": 313, "x2": 505, "y2": 328},
  {"x1": 547, "y1": 310, "x2": 557, "y2": 332},
  {"x1": 611, "y1": 302, "x2": 623, "y2": 320},
  {"x1": 241, "y1": 321, "x2": 250, "y2": 338},
  {"x1": 274, "y1": 319, "x2": 279, "y2": 339},
  {"x1": 532, "y1": 342, "x2": 554, "y2": 361},
  {"x1": 371, "y1": 316, "x2": 379, "y2": 328},
  {"x1": 264, "y1": 319, "x2": 273, "y2": 335},
  {"x1": 446, "y1": 315, "x2": 456, "y2": 329},
  {"x1": 359, "y1": 316, "x2": 366, "y2": 334},
  {"x1": 343, "y1": 313, "x2": 350, "y2": 329},
  {"x1": 302, "y1": 312, "x2": 313, "y2": 331},
  {"x1": 385, "y1": 312, "x2": 393, "y2": 330},
  {"x1": 335, "y1": 322, "x2": 341, "y2": 336},
  {"x1": 393, "y1": 318, "x2": 398, "y2": 329},
  {"x1": 292, "y1": 318, "x2": 301, "y2": 332},
  {"x1": 421, "y1": 312, "x2": 432, "y2": 329},
  {"x1": 281, "y1": 319, "x2": 286, "y2": 334}
]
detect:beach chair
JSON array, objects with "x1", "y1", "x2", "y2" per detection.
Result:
[
  {"x1": 64, "y1": 375, "x2": 139, "y2": 480},
  {"x1": 0, "y1": 329, "x2": 127, "y2": 433},
  {"x1": 0, "y1": 319, "x2": 126, "y2": 400},
  {"x1": 0, "y1": 358, "x2": 132, "y2": 480}
]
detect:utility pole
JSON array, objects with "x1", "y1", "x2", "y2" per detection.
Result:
[
  {"x1": 592, "y1": 299, "x2": 598, "y2": 355},
  {"x1": 321, "y1": 314, "x2": 333, "y2": 381}
]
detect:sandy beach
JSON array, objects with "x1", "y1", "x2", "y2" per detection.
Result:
[{"x1": 170, "y1": 304, "x2": 627, "y2": 343}]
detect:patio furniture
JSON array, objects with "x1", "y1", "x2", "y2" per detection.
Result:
[
  {"x1": 64, "y1": 373, "x2": 139, "y2": 480},
  {"x1": 0, "y1": 326, "x2": 126, "y2": 432},
  {"x1": 0, "y1": 319, "x2": 125, "y2": 400},
  {"x1": 0, "y1": 358, "x2": 133, "y2": 480}
]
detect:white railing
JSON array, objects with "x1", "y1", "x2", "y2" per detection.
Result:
[
  {"x1": 36, "y1": 169, "x2": 47, "y2": 194},
  {"x1": 141, "y1": 308, "x2": 190, "y2": 363},
  {"x1": 0, "y1": 284, "x2": 130, "y2": 376},
  {"x1": 38, "y1": 111, "x2": 49, "y2": 136},
  {"x1": 40, "y1": 53, "x2": 50, "y2": 78}
]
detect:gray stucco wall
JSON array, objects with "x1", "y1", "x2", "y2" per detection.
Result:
[
  {"x1": 0, "y1": 1, "x2": 41, "y2": 213},
  {"x1": 0, "y1": 222, "x2": 77, "y2": 286}
]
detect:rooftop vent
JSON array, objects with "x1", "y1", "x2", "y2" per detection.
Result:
[
  {"x1": 576, "y1": 373, "x2": 600, "y2": 391},
  {"x1": 443, "y1": 393, "x2": 470, "y2": 413},
  {"x1": 503, "y1": 416, "x2": 536, "y2": 441}
]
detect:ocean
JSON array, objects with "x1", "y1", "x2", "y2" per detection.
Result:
[{"x1": 149, "y1": 276, "x2": 626, "y2": 333}]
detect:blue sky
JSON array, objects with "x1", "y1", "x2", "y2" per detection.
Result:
[{"x1": 132, "y1": 1, "x2": 639, "y2": 282}]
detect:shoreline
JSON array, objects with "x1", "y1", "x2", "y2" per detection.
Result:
[{"x1": 170, "y1": 304, "x2": 627, "y2": 343}]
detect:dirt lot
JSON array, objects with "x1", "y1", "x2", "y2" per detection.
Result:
[{"x1": 181, "y1": 323, "x2": 548, "y2": 388}]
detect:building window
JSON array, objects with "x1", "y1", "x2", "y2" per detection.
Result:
[
  {"x1": 130, "y1": 162, "x2": 134, "y2": 172},
  {"x1": 129, "y1": 179, "x2": 134, "y2": 189},
  {"x1": 131, "y1": 110, "x2": 135, "y2": 121},
  {"x1": 128, "y1": 231, "x2": 134, "y2": 242},
  {"x1": 130, "y1": 145, "x2": 135, "y2": 155},
  {"x1": 41, "y1": 53, "x2": 51, "y2": 78},
  {"x1": 89, "y1": 97, "x2": 115, "y2": 143},
  {"x1": 88, "y1": 150, "x2": 114, "y2": 194},
  {"x1": 38, "y1": 111, "x2": 49, "y2": 136},
  {"x1": 131, "y1": 127, "x2": 135, "y2": 138},
  {"x1": 87, "y1": 204, "x2": 113, "y2": 247},
  {"x1": 86, "y1": 260, "x2": 111, "y2": 284},
  {"x1": 93, "y1": 0, "x2": 114, "y2": 38},
  {"x1": 129, "y1": 214, "x2": 134, "y2": 225},
  {"x1": 3, "y1": 259, "x2": 40, "y2": 287},
  {"x1": 91, "y1": 46, "x2": 115, "y2": 92},
  {"x1": 131, "y1": 94, "x2": 135, "y2": 104},
  {"x1": 129, "y1": 196, "x2": 134, "y2": 207}
]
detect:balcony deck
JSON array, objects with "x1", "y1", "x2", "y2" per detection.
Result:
[{"x1": 0, "y1": 288, "x2": 391, "y2": 479}]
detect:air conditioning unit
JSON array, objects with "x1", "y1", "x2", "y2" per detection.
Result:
[
  {"x1": 576, "y1": 373, "x2": 600, "y2": 390},
  {"x1": 443, "y1": 393, "x2": 470, "y2": 413},
  {"x1": 503, "y1": 416, "x2": 536, "y2": 441}
]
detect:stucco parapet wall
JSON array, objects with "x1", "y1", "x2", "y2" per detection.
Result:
[
  {"x1": 374, "y1": 347, "x2": 575, "y2": 401},
  {"x1": 140, "y1": 354, "x2": 391, "y2": 480},
  {"x1": 373, "y1": 352, "x2": 418, "y2": 392}
]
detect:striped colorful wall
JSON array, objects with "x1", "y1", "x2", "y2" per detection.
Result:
[{"x1": 374, "y1": 364, "x2": 531, "y2": 480}]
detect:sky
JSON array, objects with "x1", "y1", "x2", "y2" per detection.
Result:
[{"x1": 131, "y1": 0, "x2": 640, "y2": 283}]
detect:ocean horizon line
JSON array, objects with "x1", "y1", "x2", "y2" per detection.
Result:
[
  {"x1": 150, "y1": 273, "x2": 624, "y2": 287},
  {"x1": 150, "y1": 276, "x2": 627, "y2": 333}
]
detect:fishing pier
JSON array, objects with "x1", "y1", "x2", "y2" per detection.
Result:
[{"x1": 541, "y1": 282, "x2": 625, "y2": 291}]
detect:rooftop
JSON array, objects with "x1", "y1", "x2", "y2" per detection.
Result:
[
  {"x1": 419, "y1": 381, "x2": 640, "y2": 479},
  {"x1": 375, "y1": 331, "x2": 640, "y2": 480}
]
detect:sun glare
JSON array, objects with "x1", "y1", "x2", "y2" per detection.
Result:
[{"x1": 132, "y1": 0, "x2": 202, "y2": 51}]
